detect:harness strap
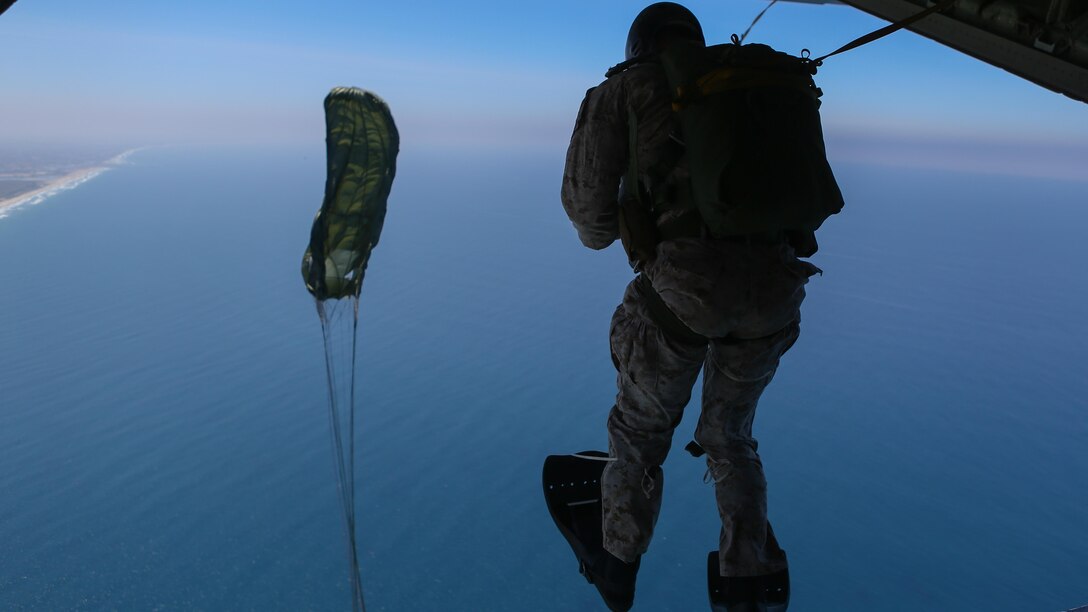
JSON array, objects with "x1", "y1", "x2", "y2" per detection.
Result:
[
  {"x1": 634, "y1": 274, "x2": 708, "y2": 345},
  {"x1": 616, "y1": 101, "x2": 663, "y2": 271},
  {"x1": 657, "y1": 208, "x2": 706, "y2": 241},
  {"x1": 674, "y1": 67, "x2": 817, "y2": 111},
  {"x1": 625, "y1": 101, "x2": 641, "y2": 205}
]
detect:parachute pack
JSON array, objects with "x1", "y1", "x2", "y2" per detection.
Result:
[
  {"x1": 661, "y1": 39, "x2": 843, "y2": 236},
  {"x1": 610, "y1": 39, "x2": 844, "y2": 263}
]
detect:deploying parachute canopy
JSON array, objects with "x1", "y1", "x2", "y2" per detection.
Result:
[
  {"x1": 303, "y1": 87, "x2": 398, "y2": 300},
  {"x1": 302, "y1": 87, "x2": 398, "y2": 612}
]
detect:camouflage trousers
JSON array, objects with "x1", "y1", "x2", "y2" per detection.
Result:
[{"x1": 601, "y1": 278, "x2": 799, "y2": 577}]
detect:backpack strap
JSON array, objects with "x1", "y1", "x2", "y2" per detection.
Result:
[
  {"x1": 616, "y1": 101, "x2": 661, "y2": 271},
  {"x1": 606, "y1": 56, "x2": 648, "y2": 78},
  {"x1": 623, "y1": 99, "x2": 704, "y2": 249},
  {"x1": 625, "y1": 101, "x2": 641, "y2": 208}
]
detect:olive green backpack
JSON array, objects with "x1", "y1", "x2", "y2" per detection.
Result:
[
  {"x1": 612, "y1": 39, "x2": 843, "y2": 265},
  {"x1": 658, "y1": 40, "x2": 843, "y2": 237}
]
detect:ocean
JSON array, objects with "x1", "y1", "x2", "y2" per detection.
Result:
[{"x1": 0, "y1": 146, "x2": 1085, "y2": 611}]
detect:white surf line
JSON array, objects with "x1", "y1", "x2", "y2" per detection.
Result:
[
  {"x1": 105, "y1": 146, "x2": 148, "y2": 166},
  {"x1": 0, "y1": 148, "x2": 142, "y2": 219}
]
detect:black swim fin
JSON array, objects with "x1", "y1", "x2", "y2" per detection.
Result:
[
  {"x1": 543, "y1": 451, "x2": 638, "y2": 611},
  {"x1": 707, "y1": 551, "x2": 789, "y2": 612}
]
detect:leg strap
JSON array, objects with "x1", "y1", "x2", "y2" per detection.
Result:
[{"x1": 634, "y1": 274, "x2": 708, "y2": 345}]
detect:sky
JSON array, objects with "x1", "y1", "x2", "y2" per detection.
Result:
[{"x1": 1, "y1": 0, "x2": 1085, "y2": 177}]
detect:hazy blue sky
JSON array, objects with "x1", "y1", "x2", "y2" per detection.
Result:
[{"x1": 1, "y1": 0, "x2": 1085, "y2": 177}]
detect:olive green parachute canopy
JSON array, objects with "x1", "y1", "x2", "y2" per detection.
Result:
[{"x1": 302, "y1": 87, "x2": 398, "y2": 300}]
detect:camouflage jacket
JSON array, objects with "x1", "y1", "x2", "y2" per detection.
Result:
[
  {"x1": 561, "y1": 63, "x2": 675, "y2": 251},
  {"x1": 561, "y1": 62, "x2": 819, "y2": 339}
]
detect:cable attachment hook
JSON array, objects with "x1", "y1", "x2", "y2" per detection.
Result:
[{"x1": 799, "y1": 48, "x2": 822, "y2": 70}]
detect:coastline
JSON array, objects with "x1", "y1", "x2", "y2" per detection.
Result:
[{"x1": 0, "y1": 148, "x2": 142, "y2": 218}]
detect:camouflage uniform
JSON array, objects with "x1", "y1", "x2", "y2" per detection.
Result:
[{"x1": 561, "y1": 63, "x2": 820, "y2": 577}]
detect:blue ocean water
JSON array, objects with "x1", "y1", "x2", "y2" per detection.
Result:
[{"x1": 0, "y1": 146, "x2": 1085, "y2": 611}]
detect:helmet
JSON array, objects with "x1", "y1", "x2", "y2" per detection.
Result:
[{"x1": 625, "y1": 2, "x2": 705, "y2": 61}]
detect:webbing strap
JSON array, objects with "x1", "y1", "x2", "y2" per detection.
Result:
[
  {"x1": 625, "y1": 101, "x2": 641, "y2": 205},
  {"x1": 697, "y1": 68, "x2": 813, "y2": 94},
  {"x1": 673, "y1": 67, "x2": 817, "y2": 110},
  {"x1": 635, "y1": 274, "x2": 708, "y2": 345},
  {"x1": 812, "y1": 0, "x2": 958, "y2": 65},
  {"x1": 619, "y1": 102, "x2": 669, "y2": 271},
  {"x1": 737, "y1": 0, "x2": 780, "y2": 45}
]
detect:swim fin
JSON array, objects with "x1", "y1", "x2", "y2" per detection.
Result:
[
  {"x1": 707, "y1": 551, "x2": 789, "y2": 612},
  {"x1": 543, "y1": 451, "x2": 638, "y2": 611}
]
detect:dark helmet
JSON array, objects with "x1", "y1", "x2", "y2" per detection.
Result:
[{"x1": 625, "y1": 2, "x2": 705, "y2": 60}]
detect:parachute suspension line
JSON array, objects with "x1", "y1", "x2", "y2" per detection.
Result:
[
  {"x1": 348, "y1": 297, "x2": 363, "y2": 612},
  {"x1": 316, "y1": 298, "x2": 367, "y2": 612},
  {"x1": 738, "y1": 0, "x2": 779, "y2": 45},
  {"x1": 303, "y1": 86, "x2": 397, "y2": 612}
]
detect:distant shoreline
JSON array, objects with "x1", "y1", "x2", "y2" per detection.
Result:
[{"x1": 0, "y1": 148, "x2": 141, "y2": 218}]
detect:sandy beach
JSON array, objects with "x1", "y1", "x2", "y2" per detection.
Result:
[
  {"x1": 0, "y1": 166, "x2": 108, "y2": 216},
  {"x1": 0, "y1": 149, "x2": 138, "y2": 217}
]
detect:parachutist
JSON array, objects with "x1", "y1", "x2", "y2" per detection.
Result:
[{"x1": 551, "y1": 3, "x2": 842, "y2": 610}]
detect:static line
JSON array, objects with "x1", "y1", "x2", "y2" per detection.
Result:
[{"x1": 738, "y1": 0, "x2": 779, "y2": 44}]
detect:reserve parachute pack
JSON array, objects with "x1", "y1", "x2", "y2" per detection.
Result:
[{"x1": 612, "y1": 38, "x2": 844, "y2": 259}]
